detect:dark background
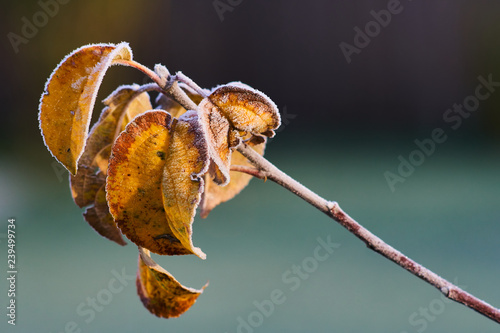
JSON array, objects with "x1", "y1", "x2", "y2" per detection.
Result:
[{"x1": 1, "y1": 1, "x2": 499, "y2": 332}]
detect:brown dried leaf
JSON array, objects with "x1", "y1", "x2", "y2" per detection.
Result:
[
  {"x1": 70, "y1": 84, "x2": 152, "y2": 208},
  {"x1": 162, "y1": 111, "x2": 209, "y2": 259},
  {"x1": 136, "y1": 247, "x2": 207, "y2": 318},
  {"x1": 106, "y1": 110, "x2": 192, "y2": 256},
  {"x1": 197, "y1": 83, "x2": 279, "y2": 186},
  {"x1": 198, "y1": 99, "x2": 239, "y2": 186},
  {"x1": 39, "y1": 43, "x2": 133, "y2": 175},
  {"x1": 70, "y1": 164, "x2": 106, "y2": 210},
  {"x1": 83, "y1": 185, "x2": 126, "y2": 246},
  {"x1": 200, "y1": 137, "x2": 266, "y2": 218},
  {"x1": 207, "y1": 84, "x2": 281, "y2": 136}
]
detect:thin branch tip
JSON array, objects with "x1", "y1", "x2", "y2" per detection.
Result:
[{"x1": 235, "y1": 138, "x2": 500, "y2": 325}]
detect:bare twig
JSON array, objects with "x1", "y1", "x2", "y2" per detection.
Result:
[
  {"x1": 230, "y1": 165, "x2": 267, "y2": 180},
  {"x1": 236, "y1": 142, "x2": 500, "y2": 324}
]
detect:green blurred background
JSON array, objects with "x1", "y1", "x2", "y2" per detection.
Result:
[{"x1": 1, "y1": 1, "x2": 499, "y2": 332}]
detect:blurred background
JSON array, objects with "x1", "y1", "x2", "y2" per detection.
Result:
[{"x1": 1, "y1": 1, "x2": 499, "y2": 332}]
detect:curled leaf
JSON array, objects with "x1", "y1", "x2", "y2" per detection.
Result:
[
  {"x1": 200, "y1": 136, "x2": 266, "y2": 218},
  {"x1": 106, "y1": 110, "x2": 192, "y2": 256},
  {"x1": 39, "y1": 42, "x2": 133, "y2": 175},
  {"x1": 197, "y1": 83, "x2": 279, "y2": 186},
  {"x1": 136, "y1": 247, "x2": 207, "y2": 318},
  {"x1": 207, "y1": 84, "x2": 281, "y2": 136},
  {"x1": 198, "y1": 100, "x2": 239, "y2": 186},
  {"x1": 162, "y1": 111, "x2": 209, "y2": 259}
]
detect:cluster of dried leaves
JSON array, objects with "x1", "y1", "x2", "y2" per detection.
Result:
[{"x1": 39, "y1": 42, "x2": 280, "y2": 318}]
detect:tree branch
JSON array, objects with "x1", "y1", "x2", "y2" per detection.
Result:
[
  {"x1": 161, "y1": 69, "x2": 500, "y2": 324},
  {"x1": 236, "y1": 142, "x2": 500, "y2": 324}
]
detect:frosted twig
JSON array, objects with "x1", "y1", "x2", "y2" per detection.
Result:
[{"x1": 143, "y1": 64, "x2": 500, "y2": 325}]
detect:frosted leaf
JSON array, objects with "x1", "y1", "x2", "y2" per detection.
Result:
[{"x1": 39, "y1": 42, "x2": 133, "y2": 175}]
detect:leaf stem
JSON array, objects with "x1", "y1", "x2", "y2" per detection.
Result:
[
  {"x1": 114, "y1": 59, "x2": 163, "y2": 87},
  {"x1": 236, "y1": 142, "x2": 500, "y2": 324}
]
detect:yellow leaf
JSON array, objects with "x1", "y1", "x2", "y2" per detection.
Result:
[
  {"x1": 200, "y1": 137, "x2": 266, "y2": 218},
  {"x1": 207, "y1": 84, "x2": 281, "y2": 136},
  {"x1": 136, "y1": 247, "x2": 207, "y2": 318},
  {"x1": 70, "y1": 84, "x2": 152, "y2": 208},
  {"x1": 83, "y1": 185, "x2": 126, "y2": 246},
  {"x1": 106, "y1": 110, "x2": 193, "y2": 256},
  {"x1": 162, "y1": 111, "x2": 209, "y2": 259},
  {"x1": 39, "y1": 42, "x2": 133, "y2": 175}
]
